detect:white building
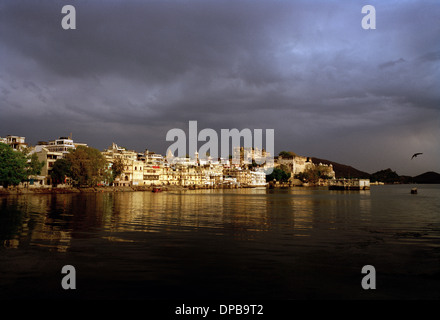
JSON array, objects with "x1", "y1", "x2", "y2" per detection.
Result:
[
  {"x1": 249, "y1": 170, "x2": 267, "y2": 187},
  {"x1": 30, "y1": 145, "x2": 64, "y2": 185},
  {"x1": 38, "y1": 136, "x2": 87, "y2": 157},
  {"x1": 1, "y1": 135, "x2": 27, "y2": 151}
]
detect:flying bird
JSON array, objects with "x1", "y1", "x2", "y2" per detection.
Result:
[{"x1": 411, "y1": 153, "x2": 423, "y2": 159}]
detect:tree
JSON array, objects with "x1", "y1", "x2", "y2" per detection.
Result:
[
  {"x1": 278, "y1": 151, "x2": 297, "y2": 158},
  {"x1": 295, "y1": 166, "x2": 333, "y2": 183},
  {"x1": 27, "y1": 153, "x2": 45, "y2": 176},
  {"x1": 0, "y1": 143, "x2": 28, "y2": 187},
  {"x1": 303, "y1": 167, "x2": 320, "y2": 183},
  {"x1": 65, "y1": 146, "x2": 108, "y2": 187},
  {"x1": 51, "y1": 158, "x2": 72, "y2": 185},
  {"x1": 110, "y1": 157, "x2": 124, "y2": 184},
  {"x1": 266, "y1": 167, "x2": 290, "y2": 183}
]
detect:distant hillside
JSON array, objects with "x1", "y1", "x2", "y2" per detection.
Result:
[
  {"x1": 369, "y1": 170, "x2": 440, "y2": 184},
  {"x1": 311, "y1": 157, "x2": 370, "y2": 179},
  {"x1": 311, "y1": 157, "x2": 439, "y2": 184},
  {"x1": 413, "y1": 171, "x2": 440, "y2": 184},
  {"x1": 370, "y1": 168, "x2": 399, "y2": 183},
  {"x1": 370, "y1": 168, "x2": 415, "y2": 183}
]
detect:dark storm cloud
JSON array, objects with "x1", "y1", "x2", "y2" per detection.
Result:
[{"x1": 0, "y1": 0, "x2": 439, "y2": 175}]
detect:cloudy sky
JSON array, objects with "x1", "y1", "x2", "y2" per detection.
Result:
[{"x1": 0, "y1": 0, "x2": 438, "y2": 176}]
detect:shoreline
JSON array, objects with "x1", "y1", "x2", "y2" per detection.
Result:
[
  {"x1": 0, "y1": 184, "x2": 256, "y2": 195},
  {"x1": 1, "y1": 182, "x2": 427, "y2": 196},
  {"x1": 0, "y1": 185, "x2": 190, "y2": 195}
]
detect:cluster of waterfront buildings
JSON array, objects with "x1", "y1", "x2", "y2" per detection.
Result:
[{"x1": 1, "y1": 134, "x2": 337, "y2": 188}]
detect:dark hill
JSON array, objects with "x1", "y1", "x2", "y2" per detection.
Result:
[
  {"x1": 311, "y1": 157, "x2": 370, "y2": 179},
  {"x1": 413, "y1": 171, "x2": 440, "y2": 184},
  {"x1": 370, "y1": 168, "x2": 400, "y2": 183},
  {"x1": 310, "y1": 157, "x2": 439, "y2": 184}
]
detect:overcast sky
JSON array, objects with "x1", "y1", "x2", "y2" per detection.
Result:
[{"x1": 0, "y1": 0, "x2": 439, "y2": 176}]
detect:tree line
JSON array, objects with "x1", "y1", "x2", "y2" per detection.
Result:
[
  {"x1": 265, "y1": 166, "x2": 333, "y2": 184},
  {"x1": 0, "y1": 143, "x2": 44, "y2": 188},
  {"x1": 50, "y1": 146, "x2": 124, "y2": 187},
  {"x1": 0, "y1": 143, "x2": 123, "y2": 188}
]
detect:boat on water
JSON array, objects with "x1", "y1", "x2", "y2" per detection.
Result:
[{"x1": 152, "y1": 187, "x2": 162, "y2": 193}]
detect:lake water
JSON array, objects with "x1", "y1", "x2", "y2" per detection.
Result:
[{"x1": 0, "y1": 185, "x2": 439, "y2": 300}]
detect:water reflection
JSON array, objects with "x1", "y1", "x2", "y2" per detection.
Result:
[
  {"x1": 2, "y1": 189, "x2": 276, "y2": 250},
  {"x1": 0, "y1": 188, "x2": 375, "y2": 252},
  {"x1": 1, "y1": 185, "x2": 440, "y2": 300},
  {"x1": 1, "y1": 194, "x2": 75, "y2": 251}
]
